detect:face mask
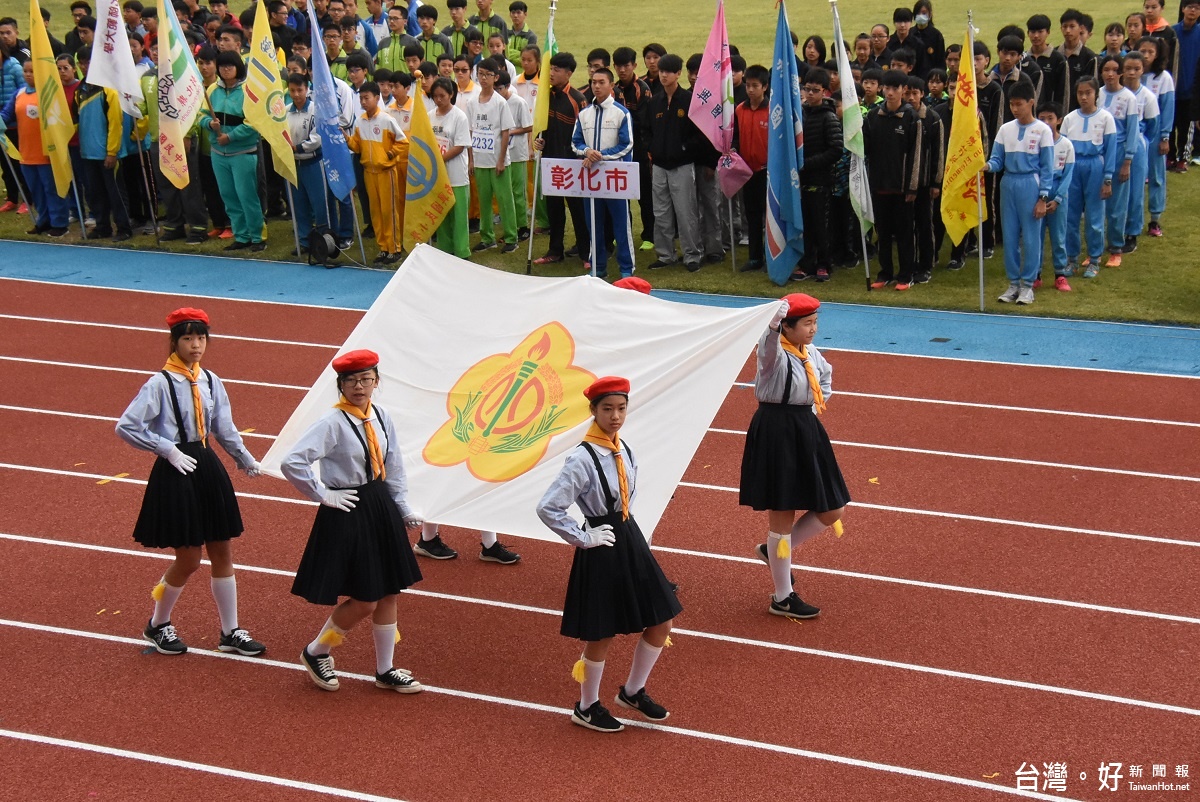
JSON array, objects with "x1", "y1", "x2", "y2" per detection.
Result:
[{"x1": 915, "y1": 13, "x2": 930, "y2": 25}]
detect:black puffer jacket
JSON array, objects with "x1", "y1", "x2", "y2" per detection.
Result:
[{"x1": 800, "y1": 98, "x2": 843, "y2": 187}]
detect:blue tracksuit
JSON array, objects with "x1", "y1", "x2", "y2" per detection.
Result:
[
  {"x1": 1061, "y1": 108, "x2": 1118, "y2": 262},
  {"x1": 986, "y1": 119, "x2": 1055, "y2": 286},
  {"x1": 1099, "y1": 85, "x2": 1139, "y2": 251},
  {"x1": 1125, "y1": 84, "x2": 1159, "y2": 237},
  {"x1": 1042, "y1": 134, "x2": 1075, "y2": 275},
  {"x1": 1144, "y1": 71, "x2": 1174, "y2": 219}
]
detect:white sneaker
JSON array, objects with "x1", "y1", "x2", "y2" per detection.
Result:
[
  {"x1": 997, "y1": 284, "x2": 1020, "y2": 303},
  {"x1": 1016, "y1": 286, "x2": 1035, "y2": 305}
]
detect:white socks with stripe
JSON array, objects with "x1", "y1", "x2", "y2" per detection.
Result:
[
  {"x1": 480, "y1": 530, "x2": 498, "y2": 548},
  {"x1": 625, "y1": 639, "x2": 663, "y2": 695},
  {"x1": 790, "y1": 511, "x2": 826, "y2": 548},
  {"x1": 210, "y1": 575, "x2": 239, "y2": 634},
  {"x1": 150, "y1": 581, "x2": 184, "y2": 627},
  {"x1": 421, "y1": 522, "x2": 439, "y2": 541},
  {"x1": 767, "y1": 532, "x2": 793, "y2": 602},
  {"x1": 308, "y1": 617, "x2": 348, "y2": 656},
  {"x1": 372, "y1": 622, "x2": 397, "y2": 675},
  {"x1": 581, "y1": 658, "x2": 605, "y2": 708}
]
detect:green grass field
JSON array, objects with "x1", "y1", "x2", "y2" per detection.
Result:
[{"x1": 7, "y1": 0, "x2": 1198, "y2": 325}]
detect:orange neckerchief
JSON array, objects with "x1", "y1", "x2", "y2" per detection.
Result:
[
  {"x1": 163, "y1": 353, "x2": 207, "y2": 446},
  {"x1": 779, "y1": 336, "x2": 827, "y2": 415},
  {"x1": 581, "y1": 421, "x2": 629, "y2": 520},
  {"x1": 333, "y1": 398, "x2": 386, "y2": 480}
]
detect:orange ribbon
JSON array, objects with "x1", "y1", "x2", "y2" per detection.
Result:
[
  {"x1": 163, "y1": 353, "x2": 207, "y2": 445},
  {"x1": 334, "y1": 399, "x2": 387, "y2": 480},
  {"x1": 779, "y1": 337, "x2": 827, "y2": 414},
  {"x1": 581, "y1": 422, "x2": 629, "y2": 520}
]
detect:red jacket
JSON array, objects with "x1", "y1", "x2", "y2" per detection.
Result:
[{"x1": 733, "y1": 100, "x2": 769, "y2": 172}]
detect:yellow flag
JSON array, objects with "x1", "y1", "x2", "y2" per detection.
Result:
[
  {"x1": 940, "y1": 30, "x2": 988, "y2": 247},
  {"x1": 244, "y1": 0, "x2": 297, "y2": 185},
  {"x1": 29, "y1": 0, "x2": 75, "y2": 197},
  {"x1": 531, "y1": 19, "x2": 555, "y2": 137},
  {"x1": 403, "y1": 83, "x2": 455, "y2": 249},
  {"x1": 0, "y1": 130, "x2": 20, "y2": 162}
]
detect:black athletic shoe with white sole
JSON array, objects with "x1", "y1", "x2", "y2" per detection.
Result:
[
  {"x1": 375, "y1": 668, "x2": 423, "y2": 693},
  {"x1": 571, "y1": 701, "x2": 624, "y2": 732},
  {"x1": 414, "y1": 534, "x2": 459, "y2": 559},
  {"x1": 218, "y1": 628, "x2": 266, "y2": 656},
  {"x1": 143, "y1": 620, "x2": 187, "y2": 655},
  {"x1": 769, "y1": 592, "x2": 821, "y2": 619},
  {"x1": 616, "y1": 686, "x2": 669, "y2": 721},
  {"x1": 480, "y1": 541, "x2": 521, "y2": 564},
  {"x1": 301, "y1": 648, "x2": 339, "y2": 691}
]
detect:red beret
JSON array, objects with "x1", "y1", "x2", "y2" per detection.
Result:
[
  {"x1": 613, "y1": 277, "x2": 652, "y2": 295},
  {"x1": 332, "y1": 349, "x2": 380, "y2": 374},
  {"x1": 584, "y1": 376, "x2": 631, "y2": 401},
  {"x1": 782, "y1": 293, "x2": 820, "y2": 319},
  {"x1": 165, "y1": 307, "x2": 210, "y2": 328}
]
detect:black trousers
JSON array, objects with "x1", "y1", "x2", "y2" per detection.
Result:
[
  {"x1": 635, "y1": 150, "x2": 653, "y2": 241},
  {"x1": 120, "y1": 150, "x2": 154, "y2": 225},
  {"x1": 913, "y1": 187, "x2": 936, "y2": 272},
  {"x1": 81, "y1": 158, "x2": 131, "y2": 236},
  {"x1": 1, "y1": 127, "x2": 29, "y2": 203},
  {"x1": 800, "y1": 185, "x2": 831, "y2": 271},
  {"x1": 872, "y1": 192, "x2": 915, "y2": 283},
  {"x1": 546, "y1": 194, "x2": 589, "y2": 258},
  {"x1": 199, "y1": 149, "x2": 230, "y2": 229},
  {"x1": 742, "y1": 169, "x2": 766, "y2": 262},
  {"x1": 1170, "y1": 106, "x2": 1194, "y2": 163},
  {"x1": 153, "y1": 144, "x2": 208, "y2": 233}
]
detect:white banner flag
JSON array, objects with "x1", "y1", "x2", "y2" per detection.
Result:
[
  {"x1": 86, "y1": 0, "x2": 144, "y2": 118},
  {"x1": 262, "y1": 245, "x2": 774, "y2": 542},
  {"x1": 540, "y1": 158, "x2": 640, "y2": 199}
]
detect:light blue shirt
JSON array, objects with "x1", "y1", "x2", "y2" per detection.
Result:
[
  {"x1": 1100, "y1": 85, "x2": 1140, "y2": 162},
  {"x1": 537, "y1": 441, "x2": 640, "y2": 547},
  {"x1": 753, "y1": 327, "x2": 833, "y2": 406},
  {"x1": 986, "y1": 119, "x2": 1055, "y2": 193},
  {"x1": 1060, "y1": 108, "x2": 1118, "y2": 179}
]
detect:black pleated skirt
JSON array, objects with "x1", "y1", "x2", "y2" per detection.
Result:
[
  {"x1": 560, "y1": 513, "x2": 682, "y2": 642},
  {"x1": 132, "y1": 441, "x2": 244, "y2": 548},
  {"x1": 290, "y1": 478, "x2": 423, "y2": 605},
  {"x1": 739, "y1": 402, "x2": 851, "y2": 513}
]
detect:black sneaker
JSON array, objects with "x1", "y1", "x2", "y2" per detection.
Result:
[
  {"x1": 790, "y1": 270, "x2": 811, "y2": 282},
  {"x1": 219, "y1": 628, "x2": 266, "y2": 656},
  {"x1": 1123, "y1": 235, "x2": 1138, "y2": 253},
  {"x1": 647, "y1": 260, "x2": 674, "y2": 269},
  {"x1": 753, "y1": 543, "x2": 795, "y2": 586},
  {"x1": 685, "y1": 261, "x2": 702, "y2": 273},
  {"x1": 704, "y1": 252, "x2": 724, "y2": 264},
  {"x1": 616, "y1": 685, "x2": 669, "y2": 721},
  {"x1": 501, "y1": 242, "x2": 519, "y2": 254},
  {"x1": 362, "y1": 225, "x2": 375, "y2": 239},
  {"x1": 571, "y1": 701, "x2": 624, "y2": 732},
  {"x1": 46, "y1": 227, "x2": 68, "y2": 238},
  {"x1": 738, "y1": 259, "x2": 764, "y2": 273},
  {"x1": 517, "y1": 226, "x2": 530, "y2": 241},
  {"x1": 915, "y1": 270, "x2": 932, "y2": 284},
  {"x1": 947, "y1": 258, "x2": 964, "y2": 271},
  {"x1": 301, "y1": 648, "x2": 339, "y2": 691},
  {"x1": 414, "y1": 534, "x2": 458, "y2": 560},
  {"x1": 225, "y1": 240, "x2": 252, "y2": 251},
  {"x1": 185, "y1": 232, "x2": 207, "y2": 245},
  {"x1": 375, "y1": 667, "x2": 423, "y2": 693},
  {"x1": 160, "y1": 228, "x2": 187, "y2": 241},
  {"x1": 480, "y1": 541, "x2": 521, "y2": 564},
  {"x1": 769, "y1": 592, "x2": 821, "y2": 620},
  {"x1": 473, "y1": 240, "x2": 497, "y2": 252},
  {"x1": 143, "y1": 620, "x2": 187, "y2": 655},
  {"x1": 249, "y1": 241, "x2": 267, "y2": 252},
  {"x1": 112, "y1": 231, "x2": 133, "y2": 242},
  {"x1": 982, "y1": 247, "x2": 995, "y2": 258}
]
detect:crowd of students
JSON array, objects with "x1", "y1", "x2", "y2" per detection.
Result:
[{"x1": 1, "y1": 0, "x2": 1197, "y2": 302}]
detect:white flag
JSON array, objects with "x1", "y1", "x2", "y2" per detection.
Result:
[
  {"x1": 158, "y1": 0, "x2": 205, "y2": 189},
  {"x1": 262, "y1": 245, "x2": 776, "y2": 542},
  {"x1": 85, "y1": 0, "x2": 144, "y2": 118}
]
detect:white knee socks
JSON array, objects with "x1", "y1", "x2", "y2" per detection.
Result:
[
  {"x1": 480, "y1": 530, "x2": 497, "y2": 548},
  {"x1": 308, "y1": 617, "x2": 348, "y2": 656},
  {"x1": 767, "y1": 532, "x2": 793, "y2": 602},
  {"x1": 624, "y1": 639, "x2": 663, "y2": 695},
  {"x1": 790, "y1": 511, "x2": 827, "y2": 548},
  {"x1": 372, "y1": 622, "x2": 397, "y2": 675},
  {"x1": 150, "y1": 579, "x2": 184, "y2": 627},
  {"x1": 581, "y1": 658, "x2": 605, "y2": 708},
  {"x1": 421, "y1": 522, "x2": 439, "y2": 541},
  {"x1": 210, "y1": 575, "x2": 238, "y2": 634}
]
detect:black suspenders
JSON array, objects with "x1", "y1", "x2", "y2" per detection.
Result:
[
  {"x1": 579, "y1": 441, "x2": 636, "y2": 517},
  {"x1": 781, "y1": 355, "x2": 794, "y2": 404},
  {"x1": 341, "y1": 407, "x2": 388, "y2": 480},
  {"x1": 160, "y1": 369, "x2": 213, "y2": 445}
]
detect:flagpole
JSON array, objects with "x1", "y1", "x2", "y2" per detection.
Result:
[
  {"x1": 526, "y1": 154, "x2": 539, "y2": 273},
  {"x1": 728, "y1": 196, "x2": 736, "y2": 273},
  {"x1": 71, "y1": 182, "x2": 88, "y2": 239},
  {"x1": 969, "y1": 10, "x2": 985, "y2": 312},
  {"x1": 135, "y1": 138, "x2": 161, "y2": 245},
  {"x1": 286, "y1": 181, "x2": 302, "y2": 260},
  {"x1": 348, "y1": 188, "x2": 369, "y2": 265},
  {"x1": 588, "y1": 196, "x2": 597, "y2": 278},
  {"x1": 2, "y1": 147, "x2": 35, "y2": 219}
]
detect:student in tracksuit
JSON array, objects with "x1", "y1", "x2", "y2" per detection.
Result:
[
  {"x1": 201, "y1": 51, "x2": 265, "y2": 250},
  {"x1": 348, "y1": 80, "x2": 406, "y2": 264},
  {"x1": 74, "y1": 47, "x2": 134, "y2": 241},
  {"x1": 1097, "y1": 55, "x2": 1139, "y2": 267},
  {"x1": 865, "y1": 69, "x2": 921, "y2": 290},
  {"x1": 1139, "y1": 37, "x2": 1174, "y2": 237},
  {"x1": 905, "y1": 75, "x2": 944, "y2": 284},
  {"x1": 1061, "y1": 77, "x2": 1118, "y2": 278},
  {"x1": 1121, "y1": 52, "x2": 1159, "y2": 254},
  {"x1": 571, "y1": 67, "x2": 636, "y2": 279},
  {"x1": 138, "y1": 68, "x2": 208, "y2": 244},
  {"x1": 285, "y1": 74, "x2": 330, "y2": 254},
  {"x1": 983, "y1": 77, "x2": 1054, "y2": 306},
  {"x1": 1036, "y1": 102, "x2": 1076, "y2": 291},
  {"x1": 0, "y1": 61, "x2": 69, "y2": 235}
]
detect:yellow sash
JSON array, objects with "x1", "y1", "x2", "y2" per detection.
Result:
[
  {"x1": 334, "y1": 399, "x2": 386, "y2": 480},
  {"x1": 779, "y1": 337, "x2": 827, "y2": 414},
  {"x1": 163, "y1": 353, "x2": 207, "y2": 445},
  {"x1": 581, "y1": 422, "x2": 629, "y2": 520}
]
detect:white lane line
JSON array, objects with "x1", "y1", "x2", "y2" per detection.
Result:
[
  {"x1": 0, "y1": 313, "x2": 342, "y2": 349},
  {"x1": 676, "y1": 480, "x2": 1200, "y2": 549},
  {"x1": 0, "y1": 404, "x2": 277, "y2": 440},
  {"x1": 705, "y1": 428, "x2": 1200, "y2": 483},
  {"x1": 3, "y1": 533, "x2": 1197, "y2": 717},
  {"x1": 0, "y1": 355, "x2": 309, "y2": 391},
  {"x1": 0, "y1": 618, "x2": 1105, "y2": 801},
  {"x1": 0, "y1": 727, "x2": 405, "y2": 802}
]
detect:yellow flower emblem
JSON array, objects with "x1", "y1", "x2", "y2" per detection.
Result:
[{"x1": 423, "y1": 322, "x2": 597, "y2": 483}]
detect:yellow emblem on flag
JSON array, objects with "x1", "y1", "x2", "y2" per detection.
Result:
[{"x1": 424, "y1": 323, "x2": 596, "y2": 483}]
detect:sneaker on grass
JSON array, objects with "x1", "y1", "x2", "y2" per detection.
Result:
[
  {"x1": 480, "y1": 541, "x2": 521, "y2": 564},
  {"x1": 301, "y1": 648, "x2": 339, "y2": 691},
  {"x1": 414, "y1": 534, "x2": 458, "y2": 560},
  {"x1": 219, "y1": 628, "x2": 266, "y2": 656},
  {"x1": 375, "y1": 668, "x2": 423, "y2": 693},
  {"x1": 143, "y1": 620, "x2": 187, "y2": 655},
  {"x1": 997, "y1": 284, "x2": 1020, "y2": 303},
  {"x1": 616, "y1": 685, "x2": 669, "y2": 721},
  {"x1": 571, "y1": 701, "x2": 624, "y2": 732},
  {"x1": 1016, "y1": 286, "x2": 1035, "y2": 305}
]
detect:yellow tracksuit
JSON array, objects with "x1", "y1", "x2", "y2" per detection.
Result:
[{"x1": 348, "y1": 108, "x2": 406, "y2": 254}]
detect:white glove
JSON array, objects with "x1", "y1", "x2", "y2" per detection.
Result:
[
  {"x1": 322, "y1": 488, "x2": 359, "y2": 511},
  {"x1": 403, "y1": 516, "x2": 422, "y2": 529},
  {"x1": 771, "y1": 299, "x2": 790, "y2": 327},
  {"x1": 244, "y1": 460, "x2": 262, "y2": 478},
  {"x1": 165, "y1": 446, "x2": 198, "y2": 475},
  {"x1": 580, "y1": 523, "x2": 616, "y2": 549}
]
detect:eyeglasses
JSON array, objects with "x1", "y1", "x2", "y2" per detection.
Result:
[
  {"x1": 802, "y1": 86, "x2": 824, "y2": 93},
  {"x1": 340, "y1": 377, "x2": 377, "y2": 387}
]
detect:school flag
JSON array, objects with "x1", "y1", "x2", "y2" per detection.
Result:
[
  {"x1": 157, "y1": 0, "x2": 205, "y2": 190},
  {"x1": 406, "y1": 0, "x2": 422, "y2": 36},
  {"x1": 689, "y1": 0, "x2": 750, "y2": 197},
  {"x1": 244, "y1": 0, "x2": 297, "y2": 186},
  {"x1": 86, "y1": 0, "x2": 144, "y2": 118},
  {"x1": 0, "y1": 130, "x2": 19, "y2": 162},
  {"x1": 29, "y1": 0, "x2": 74, "y2": 197},
  {"x1": 403, "y1": 83, "x2": 454, "y2": 249},
  {"x1": 940, "y1": 29, "x2": 988, "y2": 245},
  {"x1": 531, "y1": 8, "x2": 557, "y2": 137},
  {"x1": 307, "y1": 0, "x2": 355, "y2": 200},
  {"x1": 765, "y1": 0, "x2": 805, "y2": 286},
  {"x1": 261, "y1": 245, "x2": 777, "y2": 542},
  {"x1": 831, "y1": 1, "x2": 873, "y2": 232}
]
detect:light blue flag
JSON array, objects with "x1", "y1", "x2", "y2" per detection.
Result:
[
  {"x1": 407, "y1": 0, "x2": 423, "y2": 37},
  {"x1": 765, "y1": 0, "x2": 805, "y2": 286},
  {"x1": 307, "y1": 1, "x2": 356, "y2": 201}
]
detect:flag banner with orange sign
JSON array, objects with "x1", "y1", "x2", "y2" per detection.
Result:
[{"x1": 261, "y1": 245, "x2": 776, "y2": 542}]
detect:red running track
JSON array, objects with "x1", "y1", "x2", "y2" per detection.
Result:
[{"x1": 1, "y1": 279, "x2": 1197, "y2": 801}]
